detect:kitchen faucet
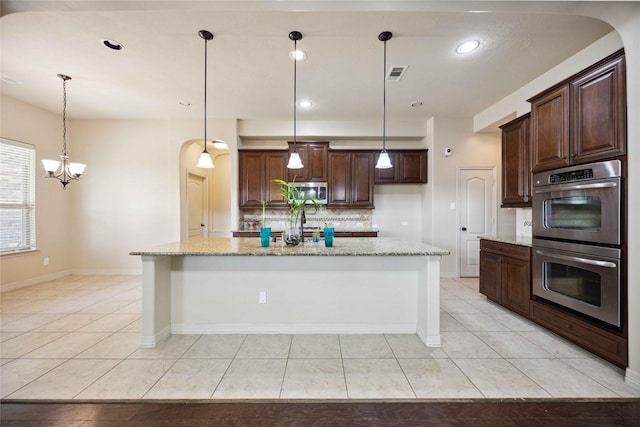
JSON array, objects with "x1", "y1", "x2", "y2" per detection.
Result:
[{"x1": 300, "y1": 209, "x2": 306, "y2": 243}]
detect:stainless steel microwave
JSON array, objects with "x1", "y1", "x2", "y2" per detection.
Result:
[{"x1": 290, "y1": 182, "x2": 328, "y2": 204}]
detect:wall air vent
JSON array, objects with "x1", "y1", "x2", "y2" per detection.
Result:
[{"x1": 386, "y1": 66, "x2": 408, "y2": 81}]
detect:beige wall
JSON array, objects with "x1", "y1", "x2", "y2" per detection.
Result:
[
  {"x1": 428, "y1": 116, "x2": 512, "y2": 276},
  {"x1": 0, "y1": 97, "x2": 72, "y2": 289}
]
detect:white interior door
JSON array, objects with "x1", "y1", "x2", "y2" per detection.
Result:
[
  {"x1": 187, "y1": 172, "x2": 207, "y2": 238},
  {"x1": 458, "y1": 168, "x2": 495, "y2": 277}
]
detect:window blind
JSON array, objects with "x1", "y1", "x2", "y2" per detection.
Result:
[{"x1": 0, "y1": 138, "x2": 36, "y2": 253}]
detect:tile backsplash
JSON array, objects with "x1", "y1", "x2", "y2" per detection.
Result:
[
  {"x1": 516, "y1": 208, "x2": 532, "y2": 237},
  {"x1": 240, "y1": 208, "x2": 373, "y2": 231}
]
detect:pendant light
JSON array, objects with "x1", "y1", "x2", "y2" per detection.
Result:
[
  {"x1": 287, "y1": 30, "x2": 304, "y2": 169},
  {"x1": 375, "y1": 31, "x2": 393, "y2": 169},
  {"x1": 196, "y1": 29, "x2": 215, "y2": 169},
  {"x1": 42, "y1": 74, "x2": 87, "y2": 188}
]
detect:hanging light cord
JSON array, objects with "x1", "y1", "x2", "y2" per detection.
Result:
[
  {"x1": 293, "y1": 37, "x2": 298, "y2": 151},
  {"x1": 62, "y1": 77, "x2": 68, "y2": 157},
  {"x1": 382, "y1": 37, "x2": 387, "y2": 152},
  {"x1": 203, "y1": 35, "x2": 209, "y2": 154}
]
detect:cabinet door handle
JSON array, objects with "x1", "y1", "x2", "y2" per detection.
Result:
[{"x1": 461, "y1": 227, "x2": 467, "y2": 231}]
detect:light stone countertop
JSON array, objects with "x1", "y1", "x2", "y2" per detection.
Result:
[
  {"x1": 479, "y1": 235, "x2": 533, "y2": 247},
  {"x1": 130, "y1": 237, "x2": 450, "y2": 257}
]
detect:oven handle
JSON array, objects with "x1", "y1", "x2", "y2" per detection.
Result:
[
  {"x1": 535, "y1": 250, "x2": 617, "y2": 268},
  {"x1": 534, "y1": 181, "x2": 618, "y2": 194}
]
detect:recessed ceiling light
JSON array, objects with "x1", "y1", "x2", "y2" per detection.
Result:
[
  {"x1": 212, "y1": 140, "x2": 229, "y2": 149},
  {"x1": 410, "y1": 101, "x2": 423, "y2": 108},
  {"x1": 1, "y1": 73, "x2": 22, "y2": 84},
  {"x1": 456, "y1": 40, "x2": 480, "y2": 54},
  {"x1": 102, "y1": 39, "x2": 125, "y2": 51},
  {"x1": 298, "y1": 100, "x2": 313, "y2": 109},
  {"x1": 289, "y1": 50, "x2": 307, "y2": 61},
  {"x1": 178, "y1": 100, "x2": 191, "y2": 107}
]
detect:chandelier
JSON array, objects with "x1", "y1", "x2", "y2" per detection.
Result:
[{"x1": 42, "y1": 74, "x2": 87, "y2": 188}]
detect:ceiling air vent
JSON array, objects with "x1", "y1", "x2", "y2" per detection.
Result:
[{"x1": 386, "y1": 66, "x2": 408, "y2": 81}]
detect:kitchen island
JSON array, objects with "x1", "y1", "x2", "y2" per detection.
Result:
[{"x1": 130, "y1": 237, "x2": 449, "y2": 348}]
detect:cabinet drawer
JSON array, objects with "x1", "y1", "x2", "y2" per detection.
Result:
[
  {"x1": 530, "y1": 301, "x2": 627, "y2": 368},
  {"x1": 480, "y1": 240, "x2": 530, "y2": 261}
]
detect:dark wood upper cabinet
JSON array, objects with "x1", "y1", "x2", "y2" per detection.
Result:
[
  {"x1": 239, "y1": 150, "x2": 288, "y2": 209},
  {"x1": 530, "y1": 84, "x2": 570, "y2": 172},
  {"x1": 500, "y1": 114, "x2": 531, "y2": 207},
  {"x1": 327, "y1": 150, "x2": 375, "y2": 208},
  {"x1": 529, "y1": 49, "x2": 626, "y2": 173},
  {"x1": 287, "y1": 141, "x2": 329, "y2": 182},
  {"x1": 374, "y1": 150, "x2": 428, "y2": 184},
  {"x1": 570, "y1": 53, "x2": 626, "y2": 164}
]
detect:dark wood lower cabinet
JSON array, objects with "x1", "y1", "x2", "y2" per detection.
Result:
[
  {"x1": 479, "y1": 239, "x2": 530, "y2": 317},
  {"x1": 530, "y1": 300, "x2": 627, "y2": 368},
  {"x1": 480, "y1": 238, "x2": 628, "y2": 368}
]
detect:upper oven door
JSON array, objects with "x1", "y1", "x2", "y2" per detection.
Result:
[{"x1": 532, "y1": 177, "x2": 621, "y2": 245}]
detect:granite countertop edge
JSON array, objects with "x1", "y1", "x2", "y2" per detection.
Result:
[
  {"x1": 479, "y1": 235, "x2": 533, "y2": 247},
  {"x1": 130, "y1": 237, "x2": 450, "y2": 257}
]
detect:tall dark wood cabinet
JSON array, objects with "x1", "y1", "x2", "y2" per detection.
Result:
[
  {"x1": 500, "y1": 114, "x2": 531, "y2": 207},
  {"x1": 327, "y1": 151, "x2": 375, "y2": 208},
  {"x1": 529, "y1": 49, "x2": 626, "y2": 172}
]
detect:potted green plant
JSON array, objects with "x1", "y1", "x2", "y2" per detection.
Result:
[
  {"x1": 273, "y1": 178, "x2": 308, "y2": 246},
  {"x1": 259, "y1": 200, "x2": 270, "y2": 247}
]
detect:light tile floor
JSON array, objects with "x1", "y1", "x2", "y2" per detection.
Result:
[{"x1": 1, "y1": 275, "x2": 639, "y2": 400}]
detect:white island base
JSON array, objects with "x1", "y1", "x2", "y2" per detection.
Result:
[{"x1": 134, "y1": 238, "x2": 449, "y2": 348}]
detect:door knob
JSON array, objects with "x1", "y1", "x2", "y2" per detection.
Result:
[{"x1": 461, "y1": 227, "x2": 467, "y2": 231}]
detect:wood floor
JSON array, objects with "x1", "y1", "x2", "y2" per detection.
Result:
[{"x1": 1, "y1": 399, "x2": 639, "y2": 426}]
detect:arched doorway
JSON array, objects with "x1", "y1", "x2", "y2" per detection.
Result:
[{"x1": 180, "y1": 140, "x2": 232, "y2": 239}]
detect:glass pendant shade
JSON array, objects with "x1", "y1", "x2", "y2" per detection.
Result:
[
  {"x1": 42, "y1": 159, "x2": 61, "y2": 174},
  {"x1": 68, "y1": 162, "x2": 87, "y2": 176},
  {"x1": 287, "y1": 152, "x2": 303, "y2": 169},
  {"x1": 375, "y1": 151, "x2": 392, "y2": 169},
  {"x1": 197, "y1": 150, "x2": 214, "y2": 168}
]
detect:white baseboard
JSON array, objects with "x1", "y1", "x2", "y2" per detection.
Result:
[
  {"x1": 625, "y1": 367, "x2": 640, "y2": 391},
  {"x1": 0, "y1": 270, "x2": 72, "y2": 293},
  {"x1": 171, "y1": 323, "x2": 417, "y2": 335},
  {"x1": 140, "y1": 325, "x2": 171, "y2": 348},
  {"x1": 417, "y1": 326, "x2": 441, "y2": 348}
]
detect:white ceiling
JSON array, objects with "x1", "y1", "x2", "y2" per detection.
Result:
[{"x1": 0, "y1": 1, "x2": 613, "y2": 126}]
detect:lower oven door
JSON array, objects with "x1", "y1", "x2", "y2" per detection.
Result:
[{"x1": 532, "y1": 239, "x2": 621, "y2": 327}]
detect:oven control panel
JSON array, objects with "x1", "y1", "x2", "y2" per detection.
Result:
[
  {"x1": 548, "y1": 169, "x2": 594, "y2": 184},
  {"x1": 534, "y1": 159, "x2": 621, "y2": 187}
]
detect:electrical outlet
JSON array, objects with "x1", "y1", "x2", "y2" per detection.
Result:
[
  {"x1": 43, "y1": 257, "x2": 49, "y2": 265},
  {"x1": 259, "y1": 291, "x2": 267, "y2": 304}
]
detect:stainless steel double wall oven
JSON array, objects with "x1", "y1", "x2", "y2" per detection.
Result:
[{"x1": 532, "y1": 160, "x2": 623, "y2": 327}]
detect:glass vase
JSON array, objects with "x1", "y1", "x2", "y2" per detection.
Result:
[{"x1": 283, "y1": 221, "x2": 300, "y2": 246}]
